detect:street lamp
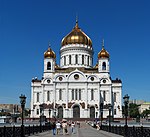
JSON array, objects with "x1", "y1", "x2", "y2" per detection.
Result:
[
  {"x1": 53, "y1": 109, "x2": 56, "y2": 121},
  {"x1": 48, "y1": 109, "x2": 51, "y2": 129},
  {"x1": 96, "y1": 112, "x2": 98, "y2": 118},
  {"x1": 100, "y1": 102, "x2": 103, "y2": 129},
  {"x1": 48, "y1": 109, "x2": 51, "y2": 122},
  {"x1": 108, "y1": 103, "x2": 112, "y2": 132},
  {"x1": 19, "y1": 94, "x2": 26, "y2": 137},
  {"x1": 123, "y1": 94, "x2": 130, "y2": 137},
  {"x1": 39, "y1": 104, "x2": 43, "y2": 133}
]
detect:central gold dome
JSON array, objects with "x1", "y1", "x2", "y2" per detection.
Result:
[{"x1": 61, "y1": 21, "x2": 92, "y2": 46}]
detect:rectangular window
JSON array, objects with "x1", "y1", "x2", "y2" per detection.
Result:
[
  {"x1": 59, "y1": 89, "x2": 62, "y2": 100},
  {"x1": 69, "y1": 55, "x2": 71, "y2": 64},
  {"x1": 75, "y1": 89, "x2": 78, "y2": 100},
  {"x1": 91, "y1": 89, "x2": 94, "y2": 100},
  {"x1": 82, "y1": 55, "x2": 84, "y2": 64},
  {"x1": 75, "y1": 55, "x2": 78, "y2": 64},
  {"x1": 47, "y1": 91, "x2": 50, "y2": 101},
  {"x1": 64, "y1": 56, "x2": 66, "y2": 65},
  {"x1": 37, "y1": 93, "x2": 39, "y2": 102},
  {"x1": 114, "y1": 109, "x2": 116, "y2": 115},
  {"x1": 87, "y1": 56, "x2": 89, "y2": 66},
  {"x1": 103, "y1": 91, "x2": 106, "y2": 101},
  {"x1": 114, "y1": 93, "x2": 116, "y2": 102},
  {"x1": 72, "y1": 89, "x2": 74, "y2": 100},
  {"x1": 79, "y1": 89, "x2": 81, "y2": 100}
]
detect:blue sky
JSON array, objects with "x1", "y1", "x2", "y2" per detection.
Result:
[{"x1": 0, "y1": 0, "x2": 150, "y2": 108}]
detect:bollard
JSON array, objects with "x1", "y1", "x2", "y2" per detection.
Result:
[
  {"x1": 4, "y1": 126, "x2": 6, "y2": 137},
  {"x1": 33, "y1": 125, "x2": 34, "y2": 134},
  {"x1": 13, "y1": 125, "x2": 15, "y2": 137},
  {"x1": 28, "y1": 125, "x2": 30, "y2": 136}
]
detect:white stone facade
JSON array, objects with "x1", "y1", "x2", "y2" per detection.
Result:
[{"x1": 30, "y1": 23, "x2": 122, "y2": 119}]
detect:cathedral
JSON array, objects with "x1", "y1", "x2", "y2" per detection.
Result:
[{"x1": 30, "y1": 20, "x2": 122, "y2": 119}]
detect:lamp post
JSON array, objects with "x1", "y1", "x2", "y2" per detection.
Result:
[
  {"x1": 31, "y1": 109, "x2": 34, "y2": 121},
  {"x1": 108, "y1": 103, "x2": 112, "y2": 132},
  {"x1": 96, "y1": 112, "x2": 98, "y2": 118},
  {"x1": 39, "y1": 104, "x2": 43, "y2": 133},
  {"x1": 100, "y1": 102, "x2": 103, "y2": 129},
  {"x1": 19, "y1": 94, "x2": 26, "y2": 137},
  {"x1": 48, "y1": 109, "x2": 51, "y2": 129},
  {"x1": 48, "y1": 109, "x2": 51, "y2": 122},
  {"x1": 123, "y1": 94, "x2": 129, "y2": 137},
  {"x1": 53, "y1": 109, "x2": 56, "y2": 121}
]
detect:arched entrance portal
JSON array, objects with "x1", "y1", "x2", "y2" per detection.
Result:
[
  {"x1": 57, "y1": 106, "x2": 63, "y2": 118},
  {"x1": 73, "y1": 105, "x2": 80, "y2": 118},
  {"x1": 90, "y1": 106, "x2": 95, "y2": 118}
]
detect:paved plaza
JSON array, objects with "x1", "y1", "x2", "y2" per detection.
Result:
[{"x1": 29, "y1": 122, "x2": 123, "y2": 137}]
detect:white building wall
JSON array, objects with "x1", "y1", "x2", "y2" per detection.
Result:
[{"x1": 31, "y1": 41, "x2": 122, "y2": 119}]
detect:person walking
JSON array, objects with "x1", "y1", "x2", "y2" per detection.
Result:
[
  {"x1": 56, "y1": 121, "x2": 61, "y2": 135},
  {"x1": 52, "y1": 121, "x2": 56, "y2": 135},
  {"x1": 62, "y1": 121, "x2": 68, "y2": 135},
  {"x1": 71, "y1": 122, "x2": 75, "y2": 134}
]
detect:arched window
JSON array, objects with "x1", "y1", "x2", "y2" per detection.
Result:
[
  {"x1": 103, "y1": 91, "x2": 106, "y2": 101},
  {"x1": 47, "y1": 62, "x2": 51, "y2": 70},
  {"x1": 59, "y1": 89, "x2": 62, "y2": 100},
  {"x1": 102, "y1": 62, "x2": 106, "y2": 70},
  {"x1": 72, "y1": 89, "x2": 74, "y2": 100},
  {"x1": 47, "y1": 91, "x2": 50, "y2": 101},
  {"x1": 82, "y1": 55, "x2": 84, "y2": 65},
  {"x1": 91, "y1": 89, "x2": 94, "y2": 100},
  {"x1": 114, "y1": 93, "x2": 116, "y2": 102},
  {"x1": 64, "y1": 56, "x2": 66, "y2": 65},
  {"x1": 75, "y1": 55, "x2": 78, "y2": 64},
  {"x1": 37, "y1": 93, "x2": 39, "y2": 102},
  {"x1": 69, "y1": 55, "x2": 71, "y2": 64}
]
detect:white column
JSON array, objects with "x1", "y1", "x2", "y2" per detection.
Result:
[
  {"x1": 66, "y1": 83, "x2": 69, "y2": 118},
  {"x1": 66, "y1": 83, "x2": 68, "y2": 108},
  {"x1": 85, "y1": 82, "x2": 88, "y2": 109},
  {"x1": 53, "y1": 82, "x2": 56, "y2": 113}
]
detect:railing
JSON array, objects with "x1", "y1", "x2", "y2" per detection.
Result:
[
  {"x1": 101, "y1": 125, "x2": 150, "y2": 137},
  {"x1": 0, "y1": 123, "x2": 51, "y2": 137}
]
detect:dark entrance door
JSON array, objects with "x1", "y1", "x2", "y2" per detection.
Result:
[
  {"x1": 73, "y1": 105, "x2": 80, "y2": 118},
  {"x1": 57, "y1": 106, "x2": 63, "y2": 118},
  {"x1": 90, "y1": 106, "x2": 95, "y2": 118}
]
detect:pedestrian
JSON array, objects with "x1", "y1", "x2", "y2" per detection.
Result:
[
  {"x1": 71, "y1": 121, "x2": 75, "y2": 133},
  {"x1": 62, "y1": 121, "x2": 68, "y2": 135},
  {"x1": 77, "y1": 121, "x2": 80, "y2": 128},
  {"x1": 56, "y1": 121, "x2": 61, "y2": 134},
  {"x1": 68, "y1": 121, "x2": 72, "y2": 134},
  {"x1": 52, "y1": 121, "x2": 56, "y2": 135}
]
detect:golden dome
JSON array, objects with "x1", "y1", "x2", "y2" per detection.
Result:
[
  {"x1": 44, "y1": 47, "x2": 56, "y2": 59},
  {"x1": 61, "y1": 20, "x2": 92, "y2": 46},
  {"x1": 94, "y1": 63, "x2": 98, "y2": 68},
  {"x1": 98, "y1": 40, "x2": 110, "y2": 59}
]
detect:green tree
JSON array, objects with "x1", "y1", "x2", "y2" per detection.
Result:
[
  {"x1": 129, "y1": 103, "x2": 140, "y2": 118},
  {"x1": 141, "y1": 109, "x2": 150, "y2": 118}
]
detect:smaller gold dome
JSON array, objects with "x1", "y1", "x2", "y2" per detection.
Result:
[
  {"x1": 98, "y1": 40, "x2": 110, "y2": 59},
  {"x1": 44, "y1": 47, "x2": 56, "y2": 59},
  {"x1": 94, "y1": 63, "x2": 98, "y2": 68}
]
